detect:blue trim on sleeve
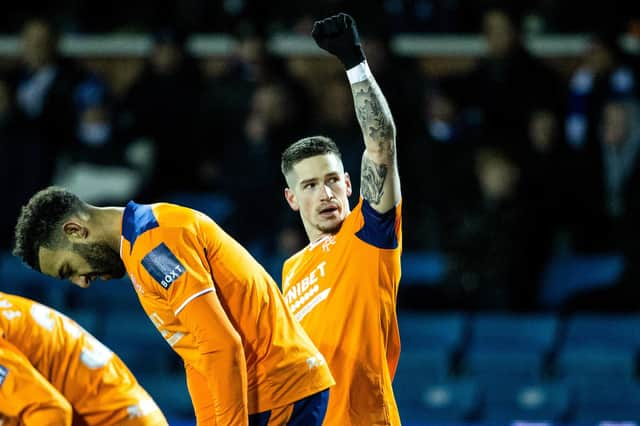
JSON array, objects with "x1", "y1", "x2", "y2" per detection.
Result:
[
  {"x1": 0, "y1": 365, "x2": 7, "y2": 387},
  {"x1": 355, "y1": 199, "x2": 398, "y2": 249},
  {"x1": 122, "y1": 201, "x2": 159, "y2": 253}
]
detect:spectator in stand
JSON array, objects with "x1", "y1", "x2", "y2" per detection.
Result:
[
  {"x1": 0, "y1": 78, "x2": 20, "y2": 250},
  {"x1": 400, "y1": 82, "x2": 477, "y2": 252},
  {"x1": 6, "y1": 18, "x2": 83, "y2": 205},
  {"x1": 439, "y1": 145, "x2": 543, "y2": 311},
  {"x1": 52, "y1": 76, "x2": 153, "y2": 206},
  {"x1": 3, "y1": 17, "x2": 85, "y2": 249},
  {"x1": 123, "y1": 27, "x2": 205, "y2": 199},
  {"x1": 452, "y1": 6, "x2": 562, "y2": 156},
  {"x1": 565, "y1": 31, "x2": 638, "y2": 154},
  {"x1": 220, "y1": 82, "x2": 307, "y2": 253}
]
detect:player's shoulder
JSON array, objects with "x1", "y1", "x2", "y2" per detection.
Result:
[
  {"x1": 0, "y1": 292, "x2": 32, "y2": 312},
  {"x1": 349, "y1": 197, "x2": 402, "y2": 250},
  {"x1": 151, "y1": 202, "x2": 200, "y2": 224},
  {"x1": 123, "y1": 201, "x2": 204, "y2": 252}
]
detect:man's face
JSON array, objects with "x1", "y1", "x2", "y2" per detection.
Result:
[
  {"x1": 21, "y1": 21, "x2": 55, "y2": 70},
  {"x1": 38, "y1": 242, "x2": 126, "y2": 288},
  {"x1": 483, "y1": 10, "x2": 516, "y2": 58},
  {"x1": 285, "y1": 154, "x2": 352, "y2": 240}
]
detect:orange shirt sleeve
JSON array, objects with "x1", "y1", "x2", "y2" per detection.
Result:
[
  {"x1": 0, "y1": 342, "x2": 72, "y2": 426},
  {"x1": 185, "y1": 363, "x2": 217, "y2": 425},
  {"x1": 178, "y1": 290, "x2": 248, "y2": 425}
]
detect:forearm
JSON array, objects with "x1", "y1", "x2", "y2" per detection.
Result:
[
  {"x1": 349, "y1": 63, "x2": 397, "y2": 159},
  {"x1": 179, "y1": 293, "x2": 249, "y2": 424},
  {"x1": 200, "y1": 343, "x2": 249, "y2": 424}
]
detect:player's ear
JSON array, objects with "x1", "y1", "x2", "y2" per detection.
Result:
[
  {"x1": 62, "y1": 221, "x2": 88, "y2": 242},
  {"x1": 344, "y1": 172, "x2": 353, "y2": 197},
  {"x1": 284, "y1": 187, "x2": 300, "y2": 211}
]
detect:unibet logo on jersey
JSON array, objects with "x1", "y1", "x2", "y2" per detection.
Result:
[{"x1": 141, "y1": 243, "x2": 185, "y2": 289}]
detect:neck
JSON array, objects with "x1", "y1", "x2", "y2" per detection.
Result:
[
  {"x1": 91, "y1": 206, "x2": 125, "y2": 252},
  {"x1": 308, "y1": 231, "x2": 331, "y2": 245}
]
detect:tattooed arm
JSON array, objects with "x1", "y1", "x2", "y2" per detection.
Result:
[
  {"x1": 351, "y1": 75, "x2": 401, "y2": 213},
  {"x1": 311, "y1": 13, "x2": 401, "y2": 212}
]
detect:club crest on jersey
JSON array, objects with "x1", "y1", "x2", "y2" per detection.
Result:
[
  {"x1": 322, "y1": 236, "x2": 336, "y2": 252},
  {"x1": 141, "y1": 243, "x2": 185, "y2": 289},
  {"x1": 0, "y1": 365, "x2": 7, "y2": 387}
]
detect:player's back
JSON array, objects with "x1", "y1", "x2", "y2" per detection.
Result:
[
  {"x1": 0, "y1": 292, "x2": 165, "y2": 425},
  {"x1": 120, "y1": 202, "x2": 334, "y2": 414}
]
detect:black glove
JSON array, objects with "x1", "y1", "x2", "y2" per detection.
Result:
[{"x1": 311, "y1": 13, "x2": 366, "y2": 69}]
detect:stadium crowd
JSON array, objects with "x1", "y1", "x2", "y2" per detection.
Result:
[{"x1": 1, "y1": 1, "x2": 640, "y2": 313}]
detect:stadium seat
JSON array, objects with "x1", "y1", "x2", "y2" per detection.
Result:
[
  {"x1": 563, "y1": 314, "x2": 640, "y2": 351},
  {"x1": 539, "y1": 253, "x2": 624, "y2": 308},
  {"x1": 396, "y1": 379, "x2": 480, "y2": 423},
  {"x1": 395, "y1": 349, "x2": 452, "y2": 390},
  {"x1": 137, "y1": 372, "x2": 194, "y2": 418},
  {"x1": 468, "y1": 314, "x2": 559, "y2": 352},
  {"x1": 398, "y1": 311, "x2": 467, "y2": 351},
  {"x1": 482, "y1": 381, "x2": 570, "y2": 422},
  {"x1": 462, "y1": 314, "x2": 559, "y2": 381},
  {"x1": 571, "y1": 380, "x2": 640, "y2": 421},
  {"x1": 466, "y1": 351, "x2": 547, "y2": 383},
  {"x1": 555, "y1": 349, "x2": 636, "y2": 383},
  {"x1": 400, "y1": 251, "x2": 447, "y2": 285},
  {"x1": 65, "y1": 276, "x2": 142, "y2": 314},
  {"x1": 100, "y1": 312, "x2": 171, "y2": 375},
  {"x1": 555, "y1": 315, "x2": 640, "y2": 384}
]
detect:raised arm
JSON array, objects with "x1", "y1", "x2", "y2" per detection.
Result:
[{"x1": 312, "y1": 13, "x2": 401, "y2": 213}]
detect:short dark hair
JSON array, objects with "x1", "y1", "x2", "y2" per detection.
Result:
[
  {"x1": 281, "y1": 136, "x2": 342, "y2": 177},
  {"x1": 13, "y1": 187, "x2": 83, "y2": 271}
]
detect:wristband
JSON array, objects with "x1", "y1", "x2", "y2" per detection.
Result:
[{"x1": 346, "y1": 61, "x2": 372, "y2": 84}]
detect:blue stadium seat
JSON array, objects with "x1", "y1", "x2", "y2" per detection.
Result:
[
  {"x1": 563, "y1": 314, "x2": 640, "y2": 351},
  {"x1": 555, "y1": 349, "x2": 636, "y2": 383},
  {"x1": 540, "y1": 253, "x2": 624, "y2": 308},
  {"x1": 395, "y1": 349, "x2": 451, "y2": 389},
  {"x1": 466, "y1": 351, "x2": 546, "y2": 382},
  {"x1": 571, "y1": 380, "x2": 640, "y2": 421},
  {"x1": 400, "y1": 251, "x2": 447, "y2": 285},
  {"x1": 398, "y1": 311, "x2": 467, "y2": 351},
  {"x1": 396, "y1": 379, "x2": 480, "y2": 423},
  {"x1": 66, "y1": 276, "x2": 142, "y2": 314},
  {"x1": 468, "y1": 314, "x2": 559, "y2": 352},
  {"x1": 137, "y1": 372, "x2": 194, "y2": 418},
  {"x1": 556, "y1": 315, "x2": 640, "y2": 384},
  {"x1": 462, "y1": 314, "x2": 559, "y2": 381},
  {"x1": 100, "y1": 312, "x2": 171, "y2": 375},
  {"x1": 482, "y1": 382, "x2": 570, "y2": 422}
]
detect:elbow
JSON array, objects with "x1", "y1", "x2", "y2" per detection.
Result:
[
  {"x1": 57, "y1": 399, "x2": 73, "y2": 426},
  {"x1": 201, "y1": 329, "x2": 244, "y2": 360}
]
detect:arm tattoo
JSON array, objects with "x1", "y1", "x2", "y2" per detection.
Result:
[
  {"x1": 361, "y1": 156, "x2": 387, "y2": 204},
  {"x1": 352, "y1": 81, "x2": 395, "y2": 150}
]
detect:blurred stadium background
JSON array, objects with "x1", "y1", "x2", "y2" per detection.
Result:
[{"x1": 2, "y1": 1, "x2": 640, "y2": 424}]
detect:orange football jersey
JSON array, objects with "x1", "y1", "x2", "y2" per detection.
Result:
[
  {"x1": 119, "y1": 201, "x2": 334, "y2": 419},
  {"x1": 282, "y1": 198, "x2": 403, "y2": 425},
  {"x1": 0, "y1": 337, "x2": 71, "y2": 425},
  {"x1": 0, "y1": 292, "x2": 166, "y2": 425}
]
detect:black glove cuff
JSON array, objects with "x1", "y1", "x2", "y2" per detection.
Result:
[{"x1": 340, "y1": 45, "x2": 366, "y2": 70}]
